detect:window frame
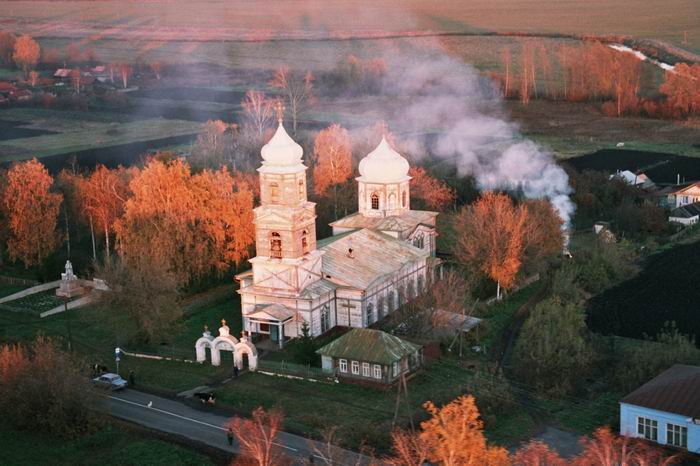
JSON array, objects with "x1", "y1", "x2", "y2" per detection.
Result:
[
  {"x1": 637, "y1": 416, "x2": 658, "y2": 441},
  {"x1": 392, "y1": 361, "x2": 399, "y2": 377},
  {"x1": 371, "y1": 193, "x2": 379, "y2": 210},
  {"x1": 666, "y1": 423, "x2": 688, "y2": 448},
  {"x1": 362, "y1": 362, "x2": 370, "y2": 377},
  {"x1": 351, "y1": 360, "x2": 360, "y2": 375},
  {"x1": 338, "y1": 359, "x2": 347, "y2": 373},
  {"x1": 373, "y1": 364, "x2": 382, "y2": 379}
]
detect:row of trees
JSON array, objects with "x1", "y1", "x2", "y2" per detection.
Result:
[
  {"x1": 497, "y1": 39, "x2": 700, "y2": 118},
  {"x1": 226, "y1": 395, "x2": 678, "y2": 466}
]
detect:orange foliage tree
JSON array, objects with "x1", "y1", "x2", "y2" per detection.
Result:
[
  {"x1": 12, "y1": 34, "x2": 40, "y2": 78},
  {"x1": 408, "y1": 167, "x2": 456, "y2": 211},
  {"x1": 226, "y1": 407, "x2": 289, "y2": 466},
  {"x1": 418, "y1": 395, "x2": 510, "y2": 466},
  {"x1": 521, "y1": 199, "x2": 564, "y2": 272},
  {"x1": 1, "y1": 159, "x2": 62, "y2": 267},
  {"x1": 115, "y1": 159, "x2": 254, "y2": 285},
  {"x1": 312, "y1": 124, "x2": 353, "y2": 219},
  {"x1": 571, "y1": 427, "x2": 677, "y2": 466},
  {"x1": 119, "y1": 63, "x2": 132, "y2": 89},
  {"x1": 453, "y1": 192, "x2": 527, "y2": 299},
  {"x1": 513, "y1": 440, "x2": 565, "y2": 466},
  {"x1": 385, "y1": 430, "x2": 430, "y2": 466},
  {"x1": 660, "y1": 63, "x2": 700, "y2": 117},
  {"x1": 78, "y1": 165, "x2": 132, "y2": 262},
  {"x1": 269, "y1": 66, "x2": 314, "y2": 135}
]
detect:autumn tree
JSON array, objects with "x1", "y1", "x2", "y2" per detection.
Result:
[
  {"x1": 226, "y1": 407, "x2": 289, "y2": 466},
  {"x1": 312, "y1": 124, "x2": 353, "y2": 219},
  {"x1": 385, "y1": 430, "x2": 430, "y2": 466},
  {"x1": 189, "y1": 119, "x2": 242, "y2": 171},
  {"x1": 513, "y1": 440, "x2": 565, "y2": 466},
  {"x1": 269, "y1": 66, "x2": 314, "y2": 135},
  {"x1": 501, "y1": 47, "x2": 512, "y2": 98},
  {"x1": 0, "y1": 336, "x2": 98, "y2": 438},
  {"x1": 114, "y1": 159, "x2": 255, "y2": 286},
  {"x1": 119, "y1": 63, "x2": 132, "y2": 89},
  {"x1": 453, "y1": 192, "x2": 527, "y2": 299},
  {"x1": 572, "y1": 427, "x2": 677, "y2": 466},
  {"x1": 13, "y1": 34, "x2": 40, "y2": 78},
  {"x1": 660, "y1": 63, "x2": 700, "y2": 117},
  {"x1": 1, "y1": 159, "x2": 63, "y2": 268},
  {"x1": 0, "y1": 30, "x2": 17, "y2": 65},
  {"x1": 513, "y1": 297, "x2": 593, "y2": 397},
  {"x1": 78, "y1": 165, "x2": 132, "y2": 262},
  {"x1": 241, "y1": 90, "x2": 275, "y2": 140},
  {"x1": 408, "y1": 167, "x2": 456, "y2": 211},
  {"x1": 419, "y1": 395, "x2": 510, "y2": 466},
  {"x1": 521, "y1": 199, "x2": 564, "y2": 273}
]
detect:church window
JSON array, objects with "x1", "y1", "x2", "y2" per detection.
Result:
[
  {"x1": 366, "y1": 302, "x2": 374, "y2": 326},
  {"x1": 301, "y1": 230, "x2": 309, "y2": 254},
  {"x1": 377, "y1": 295, "x2": 385, "y2": 318},
  {"x1": 371, "y1": 193, "x2": 379, "y2": 210},
  {"x1": 298, "y1": 179, "x2": 305, "y2": 197},
  {"x1": 402, "y1": 190, "x2": 407, "y2": 207},
  {"x1": 392, "y1": 361, "x2": 399, "y2": 377},
  {"x1": 417, "y1": 275, "x2": 424, "y2": 294},
  {"x1": 388, "y1": 193, "x2": 396, "y2": 209},
  {"x1": 362, "y1": 362, "x2": 370, "y2": 377},
  {"x1": 413, "y1": 233, "x2": 424, "y2": 249},
  {"x1": 321, "y1": 305, "x2": 330, "y2": 333},
  {"x1": 373, "y1": 364, "x2": 382, "y2": 379},
  {"x1": 351, "y1": 360, "x2": 360, "y2": 375},
  {"x1": 390, "y1": 290, "x2": 397, "y2": 310},
  {"x1": 270, "y1": 232, "x2": 282, "y2": 258},
  {"x1": 339, "y1": 359, "x2": 347, "y2": 373},
  {"x1": 270, "y1": 182, "x2": 279, "y2": 202}
]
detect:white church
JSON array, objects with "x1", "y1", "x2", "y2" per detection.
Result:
[{"x1": 235, "y1": 119, "x2": 440, "y2": 347}]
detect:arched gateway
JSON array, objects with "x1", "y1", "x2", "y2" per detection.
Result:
[{"x1": 195, "y1": 320, "x2": 258, "y2": 370}]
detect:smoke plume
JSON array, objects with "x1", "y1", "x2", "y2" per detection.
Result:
[{"x1": 379, "y1": 50, "x2": 575, "y2": 226}]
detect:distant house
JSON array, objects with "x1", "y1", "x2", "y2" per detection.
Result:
[
  {"x1": 316, "y1": 328, "x2": 423, "y2": 385},
  {"x1": 54, "y1": 68, "x2": 71, "y2": 79},
  {"x1": 593, "y1": 221, "x2": 616, "y2": 243},
  {"x1": 669, "y1": 202, "x2": 700, "y2": 226},
  {"x1": 619, "y1": 364, "x2": 700, "y2": 454},
  {"x1": 668, "y1": 181, "x2": 700, "y2": 208},
  {"x1": 612, "y1": 170, "x2": 654, "y2": 188}
]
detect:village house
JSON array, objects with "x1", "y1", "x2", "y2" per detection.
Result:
[
  {"x1": 667, "y1": 181, "x2": 700, "y2": 208},
  {"x1": 620, "y1": 364, "x2": 700, "y2": 454},
  {"x1": 668, "y1": 202, "x2": 700, "y2": 226},
  {"x1": 316, "y1": 328, "x2": 423, "y2": 385},
  {"x1": 612, "y1": 170, "x2": 654, "y2": 189},
  {"x1": 235, "y1": 118, "x2": 439, "y2": 347}
]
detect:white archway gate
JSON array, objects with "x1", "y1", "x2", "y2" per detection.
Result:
[{"x1": 195, "y1": 321, "x2": 258, "y2": 370}]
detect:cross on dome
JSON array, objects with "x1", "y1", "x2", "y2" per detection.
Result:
[{"x1": 260, "y1": 113, "x2": 304, "y2": 170}]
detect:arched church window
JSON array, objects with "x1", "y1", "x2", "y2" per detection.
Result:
[
  {"x1": 402, "y1": 190, "x2": 407, "y2": 207},
  {"x1": 321, "y1": 304, "x2": 330, "y2": 333},
  {"x1": 371, "y1": 193, "x2": 379, "y2": 210},
  {"x1": 388, "y1": 193, "x2": 396, "y2": 209},
  {"x1": 366, "y1": 302, "x2": 374, "y2": 327},
  {"x1": 377, "y1": 295, "x2": 385, "y2": 318},
  {"x1": 301, "y1": 230, "x2": 309, "y2": 254},
  {"x1": 270, "y1": 182, "x2": 279, "y2": 202},
  {"x1": 413, "y1": 233, "x2": 425, "y2": 249},
  {"x1": 270, "y1": 232, "x2": 282, "y2": 258}
]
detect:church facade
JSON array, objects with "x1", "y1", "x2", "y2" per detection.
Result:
[{"x1": 236, "y1": 121, "x2": 440, "y2": 346}]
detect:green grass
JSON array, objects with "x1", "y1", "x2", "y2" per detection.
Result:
[
  {"x1": 5, "y1": 289, "x2": 64, "y2": 313},
  {"x1": 533, "y1": 134, "x2": 700, "y2": 159},
  {"x1": 0, "y1": 424, "x2": 214, "y2": 466},
  {"x1": 0, "y1": 283, "x2": 29, "y2": 299},
  {"x1": 534, "y1": 391, "x2": 621, "y2": 434},
  {"x1": 478, "y1": 282, "x2": 542, "y2": 351},
  {"x1": 0, "y1": 108, "x2": 203, "y2": 162}
]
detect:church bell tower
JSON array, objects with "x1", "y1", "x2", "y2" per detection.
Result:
[{"x1": 248, "y1": 106, "x2": 323, "y2": 293}]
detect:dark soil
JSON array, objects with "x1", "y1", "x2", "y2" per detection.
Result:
[
  {"x1": 0, "y1": 120, "x2": 58, "y2": 141},
  {"x1": 587, "y1": 240, "x2": 700, "y2": 345},
  {"x1": 564, "y1": 149, "x2": 700, "y2": 184}
]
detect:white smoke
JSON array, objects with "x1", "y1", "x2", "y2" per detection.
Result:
[{"x1": 378, "y1": 50, "x2": 575, "y2": 226}]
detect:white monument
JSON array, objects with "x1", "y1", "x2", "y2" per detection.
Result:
[{"x1": 195, "y1": 321, "x2": 258, "y2": 370}]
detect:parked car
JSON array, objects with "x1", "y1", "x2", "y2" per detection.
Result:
[{"x1": 92, "y1": 373, "x2": 128, "y2": 391}]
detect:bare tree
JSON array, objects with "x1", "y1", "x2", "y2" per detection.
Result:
[
  {"x1": 241, "y1": 90, "x2": 275, "y2": 140},
  {"x1": 226, "y1": 407, "x2": 290, "y2": 466},
  {"x1": 269, "y1": 66, "x2": 314, "y2": 135}
]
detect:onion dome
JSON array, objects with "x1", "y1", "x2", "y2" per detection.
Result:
[
  {"x1": 260, "y1": 122, "x2": 304, "y2": 171},
  {"x1": 358, "y1": 137, "x2": 410, "y2": 183}
]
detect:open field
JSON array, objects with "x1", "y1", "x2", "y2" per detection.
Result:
[
  {"x1": 1, "y1": 1, "x2": 697, "y2": 54},
  {"x1": 0, "y1": 107, "x2": 203, "y2": 163}
]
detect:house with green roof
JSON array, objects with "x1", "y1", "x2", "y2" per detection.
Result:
[{"x1": 316, "y1": 328, "x2": 423, "y2": 385}]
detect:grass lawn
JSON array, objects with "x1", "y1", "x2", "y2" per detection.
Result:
[
  {"x1": 0, "y1": 107, "x2": 203, "y2": 162},
  {"x1": 477, "y1": 282, "x2": 542, "y2": 351},
  {"x1": 0, "y1": 424, "x2": 214, "y2": 466},
  {"x1": 0, "y1": 282, "x2": 29, "y2": 299},
  {"x1": 533, "y1": 391, "x2": 622, "y2": 434},
  {"x1": 5, "y1": 289, "x2": 64, "y2": 314},
  {"x1": 216, "y1": 357, "x2": 534, "y2": 452}
]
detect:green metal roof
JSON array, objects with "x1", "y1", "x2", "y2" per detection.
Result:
[{"x1": 316, "y1": 328, "x2": 421, "y2": 365}]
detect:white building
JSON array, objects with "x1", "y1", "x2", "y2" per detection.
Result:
[{"x1": 236, "y1": 121, "x2": 439, "y2": 347}]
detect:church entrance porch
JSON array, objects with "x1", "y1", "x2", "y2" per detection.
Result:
[{"x1": 246, "y1": 304, "x2": 295, "y2": 349}]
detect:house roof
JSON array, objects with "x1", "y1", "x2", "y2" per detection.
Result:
[
  {"x1": 318, "y1": 228, "x2": 427, "y2": 290},
  {"x1": 670, "y1": 202, "x2": 700, "y2": 219},
  {"x1": 621, "y1": 364, "x2": 700, "y2": 418},
  {"x1": 330, "y1": 210, "x2": 437, "y2": 233},
  {"x1": 247, "y1": 304, "x2": 294, "y2": 322},
  {"x1": 316, "y1": 328, "x2": 421, "y2": 365},
  {"x1": 670, "y1": 181, "x2": 700, "y2": 195}
]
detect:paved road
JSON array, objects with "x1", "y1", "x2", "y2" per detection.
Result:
[{"x1": 105, "y1": 389, "x2": 369, "y2": 465}]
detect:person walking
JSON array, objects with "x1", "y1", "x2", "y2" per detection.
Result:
[
  {"x1": 226, "y1": 428, "x2": 234, "y2": 446},
  {"x1": 128, "y1": 370, "x2": 135, "y2": 387},
  {"x1": 233, "y1": 364, "x2": 239, "y2": 378}
]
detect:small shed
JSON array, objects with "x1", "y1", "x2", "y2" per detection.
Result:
[
  {"x1": 316, "y1": 328, "x2": 422, "y2": 385},
  {"x1": 669, "y1": 202, "x2": 700, "y2": 226}
]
